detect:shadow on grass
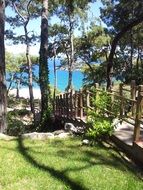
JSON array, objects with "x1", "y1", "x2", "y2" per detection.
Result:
[
  {"x1": 15, "y1": 137, "x2": 143, "y2": 190},
  {"x1": 16, "y1": 137, "x2": 90, "y2": 190}
]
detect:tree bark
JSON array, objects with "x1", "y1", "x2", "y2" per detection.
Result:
[
  {"x1": 7, "y1": 73, "x2": 16, "y2": 95},
  {"x1": 0, "y1": 0, "x2": 7, "y2": 133},
  {"x1": 39, "y1": 0, "x2": 50, "y2": 122},
  {"x1": 66, "y1": 3, "x2": 74, "y2": 91},
  {"x1": 24, "y1": 25, "x2": 36, "y2": 124},
  {"x1": 13, "y1": 0, "x2": 36, "y2": 124},
  {"x1": 16, "y1": 79, "x2": 20, "y2": 99},
  {"x1": 53, "y1": 54, "x2": 56, "y2": 112},
  {"x1": 107, "y1": 15, "x2": 143, "y2": 90}
]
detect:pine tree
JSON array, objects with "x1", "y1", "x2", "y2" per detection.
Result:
[{"x1": 0, "y1": 0, "x2": 7, "y2": 133}]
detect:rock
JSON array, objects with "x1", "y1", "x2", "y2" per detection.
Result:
[
  {"x1": 56, "y1": 132, "x2": 71, "y2": 138},
  {"x1": 37, "y1": 133, "x2": 54, "y2": 140},
  {"x1": 64, "y1": 123, "x2": 77, "y2": 133},
  {"x1": 53, "y1": 130, "x2": 66, "y2": 136},
  {"x1": 22, "y1": 132, "x2": 54, "y2": 140},
  {"x1": 0, "y1": 133, "x2": 16, "y2": 141},
  {"x1": 82, "y1": 139, "x2": 90, "y2": 145},
  {"x1": 112, "y1": 118, "x2": 121, "y2": 128}
]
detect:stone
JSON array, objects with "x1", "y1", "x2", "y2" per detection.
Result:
[
  {"x1": 56, "y1": 132, "x2": 71, "y2": 138},
  {"x1": 22, "y1": 132, "x2": 54, "y2": 140},
  {"x1": 82, "y1": 139, "x2": 90, "y2": 145},
  {"x1": 53, "y1": 130, "x2": 66, "y2": 136},
  {"x1": 64, "y1": 123, "x2": 77, "y2": 133},
  {"x1": 112, "y1": 118, "x2": 121, "y2": 128},
  {"x1": 0, "y1": 133, "x2": 16, "y2": 141}
]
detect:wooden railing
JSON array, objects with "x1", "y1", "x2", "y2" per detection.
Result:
[{"x1": 55, "y1": 81, "x2": 143, "y2": 142}]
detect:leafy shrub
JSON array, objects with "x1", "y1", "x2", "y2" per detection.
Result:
[
  {"x1": 7, "y1": 110, "x2": 30, "y2": 136},
  {"x1": 86, "y1": 89, "x2": 119, "y2": 141}
]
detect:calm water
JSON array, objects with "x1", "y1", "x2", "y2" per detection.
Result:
[
  {"x1": 49, "y1": 69, "x2": 84, "y2": 92},
  {"x1": 35, "y1": 60, "x2": 84, "y2": 91},
  {"x1": 7, "y1": 59, "x2": 84, "y2": 92}
]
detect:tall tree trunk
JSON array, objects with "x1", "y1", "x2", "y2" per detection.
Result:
[
  {"x1": 136, "y1": 47, "x2": 140, "y2": 71},
  {"x1": 0, "y1": 0, "x2": 7, "y2": 133},
  {"x1": 53, "y1": 55, "x2": 56, "y2": 112},
  {"x1": 130, "y1": 30, "x2": 133, "y2": 73},
  {"x1": 39, "y1": 0, "x2": 50, "y2": 125},
  {"x1": 7, "y1": 73, "x2": 15, "y2": 95},
  {"x1": 13, "y1": 0, "x2": 36, "y2": 125},
  {"x1": 66, "y1": 2, "x2": 74, "y2": 92},
  {"x1": 16, "y1": 79, "x2": 20, "y2": 99},
  {"x1": 24, "y1": 25, "x2": 36, "y2": 124},
  {"x1": 67, "y1": 33, "x2": 74, "y2": 91}
]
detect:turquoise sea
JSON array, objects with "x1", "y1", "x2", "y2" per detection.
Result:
[
  {"x1": 49, "y1": 69, "x2": 84, "y2": 92},
  {"x1": 35, "y1": 59, "x2": 84, "y2": 92},
  {"x1": 7, "y1": 59, "x2": 84, "y2": 92}
]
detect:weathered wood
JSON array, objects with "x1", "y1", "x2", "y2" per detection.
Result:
[
  {"x1": 86, "y1": 90, "x2": 90, "y2": 108},
  {"x1": 66, "y1": 93, "x2": 69, "y2": 118},
  {"x1": 134, "y1": 85, "x2": 143, "y2": 142},
  {"x1": 79, "y1": 90, "x2": 83, "y2": 118},
  {"x1": 63, "y1": 93, "x2": 66, "y2": 117},
  {"x1": 59, "y1": 94, "x2": 63, "y2": 116},
  {"x1": 54, "y1": 82, "x2": 143, "y2": 146},
  {"x1": 70, "y1": 90, "x2": 73, "y2": 118},
  {"x1": 119, "y1": 83, "x2": 124, "y2": 120},
  {"x1": 74, "y1": 91, "x2": 78, "y2": 118},
  {"x1": 131, "y1": 80, "x2": 136, "y2": 117}
]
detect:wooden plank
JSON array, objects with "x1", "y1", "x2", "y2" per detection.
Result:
[
  {"x1": 74, "y1": 91, "x2": 78, "y2": 118},
  {"x1": 134, "y1": 85, "x2": 143, "y2": 141},
  {"x1": 119, "y1": 83, "x2": 124, "y2": 120},
  {"x1": 79, "y1": 90, "x2": 83, "y2": 119},
  {"x1": 131, "y1": 80, "x2": 136, "y2": 117}
]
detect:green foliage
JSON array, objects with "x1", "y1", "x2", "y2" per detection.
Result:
[
  {"x1": 37, "y1": 101, "x2": 53, "y2": 132},
  {"x1": 0, "y1": 138, "x2": 142, "y2": 190},
  {"x1": 86, "y1": 116, "x2": 113, "y2": 141},
  {"x1": 86, "y1": 89, "x2": 119, "y2": 141},
  {"x1": 83, "y1": 63, "x2": 107, "y2": 88},
  {"x1": 7, "y1": 111, "x2": 25, "y2": 136}
]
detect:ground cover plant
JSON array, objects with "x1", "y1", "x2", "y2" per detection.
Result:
[
  {"x1": 0, "y1": 137, "x2": 143, "y2": 190},
  {"x1": 86, "y1": 90, "x2": 120, "y2": 141}
]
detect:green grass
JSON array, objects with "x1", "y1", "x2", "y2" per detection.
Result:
[{"x1": 0, "y1": 137, "x2": 143, "y2": 190}]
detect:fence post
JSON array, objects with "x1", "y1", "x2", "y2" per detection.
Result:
[
  {"x1": 75, "y1": 91, "x2": 78, "y2": 118},
  {"x1": 131, "y1": 80, "x2": 136, "y2": 117},
  {"x1": 86, "y1": 90, "x2": 90, "y2": 120},
  {"x1": 134, "y1": 85, "x2": 143, "y2": 142},
  {"x1": 63, "y1": 93, "x2": 66, "y2": 117},
  {"x1": 119, "y1": 83, "x2": 124, "y2": 121},
  {"x1": 57, "y1": 96, "x2": 60, "y2": 116},
  {"x1": 66, "y1": 92, "x2": 69, "y2": 118},
  {"x1": 79, "y1": 89, "x2": 83, "y2": 119},
  {"x1": 86, "y1": 90, "x2": 90, "y2": 108},
  {"x1": 70, "y1": 90, "x2": 73, "y2": 118},
  {"x1": 55, "y1": 96, "x2": 57, "y2": 116},
  {"x1": 95, "y1": 83, "x2": 99, "y2": 92},
  {"x1": 95, "y1": 83, "x2": 99, "y2": 111},
  {"x1": 59, "y1": 94, "x2": 63, "y2": 116}
]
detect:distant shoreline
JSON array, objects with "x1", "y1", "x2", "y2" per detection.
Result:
[{"x1": 9, "y1": 88, "x2": 41, "y2": 99}]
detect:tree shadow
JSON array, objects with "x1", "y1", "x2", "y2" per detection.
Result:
[
  {"x1": 17, "y1": 138, "x2": 143, "y2": 190},
  {"x1": 56, "y1": 140, "x2": 143, "y2": 178},
  {"x1": 16, "y1": 137, "x2": 90, "y2": 190}
]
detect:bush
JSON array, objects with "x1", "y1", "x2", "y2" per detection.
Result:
[
  {"x1": 86, "y1": 89, "x2": 119, "y2": 141},
  {"x1": 7, "y1": 109, "x2": 31, "y2": 136},
  {"x1": 86, "y1": 115, "x2": 113, "y2": 141}
]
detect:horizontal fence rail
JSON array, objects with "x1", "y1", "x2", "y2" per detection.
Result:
[{"x1": 55, "y1": 80, "x2": 143, "y2": 142}]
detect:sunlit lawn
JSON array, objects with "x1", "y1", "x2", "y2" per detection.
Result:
[{"x1": 0, "y1": 137, "x2": 143, "y2": 190}]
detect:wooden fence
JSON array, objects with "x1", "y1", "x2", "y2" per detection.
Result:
[{"x1": 55, "y1": 80, "x2": 143, "y2": 142}]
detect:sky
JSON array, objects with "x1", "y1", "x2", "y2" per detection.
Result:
[{"x1": 5, "y1": 0, "x2": 103, "y2": 56}]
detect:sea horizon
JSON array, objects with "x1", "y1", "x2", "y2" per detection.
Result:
[{"x1": 7, "y1": 60, "x2": 84, "y2": 93}]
